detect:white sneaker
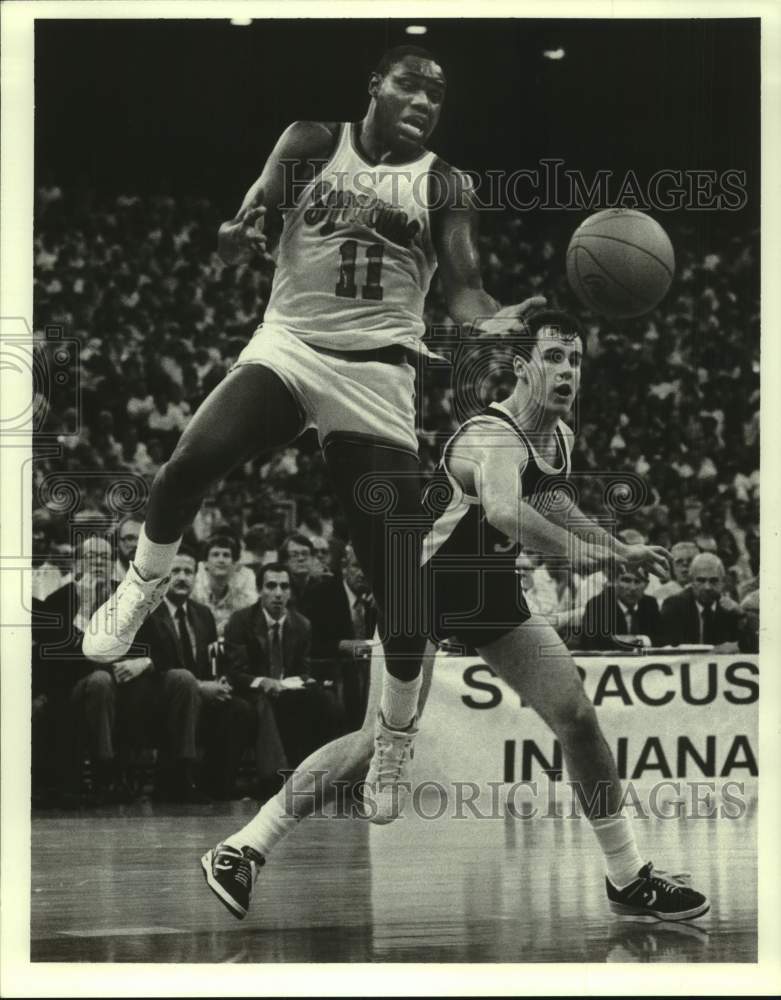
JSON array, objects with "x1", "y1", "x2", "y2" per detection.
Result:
[
  {"x1": 361, "y1": 711, "x2": 418, "y2": 825},
  {"x1": 82, "y1": 563, "x2": 168, "y2": 663}
]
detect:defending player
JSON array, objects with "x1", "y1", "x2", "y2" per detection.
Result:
[
  {"x1": 201, "y1": 309, "x2": 709, "y2": 924},
  {"x1": 83, "y1": 45, "x2": 544, "y2": 815}
]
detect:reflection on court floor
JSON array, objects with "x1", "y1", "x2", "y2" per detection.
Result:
[{"x1": 31, "y1": 796, "x2": 756, "y2": 963}]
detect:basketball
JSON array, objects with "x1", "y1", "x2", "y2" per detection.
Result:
[{"x1": 566, "y1": 208, "x2": 675, "y2": 319}]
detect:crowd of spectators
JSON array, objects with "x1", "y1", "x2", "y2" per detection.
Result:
[{"x1": 30, "y1": 186, "x2": 761, "y2": 805}]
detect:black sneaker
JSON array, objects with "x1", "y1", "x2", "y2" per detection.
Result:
[
  {"x1": 606, "y1": 862, "x2": 709, "y2": 921},
  {"x1": 201, "y1": 843, "x2": 264, "y2": 919}
]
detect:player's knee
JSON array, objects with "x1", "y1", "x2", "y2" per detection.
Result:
[{"x1": 153, "y1": 449, "x2": 207, "y2": 504}]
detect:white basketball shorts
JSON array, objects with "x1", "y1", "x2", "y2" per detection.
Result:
[{"x1": 232, "y1": 323, "x2": 419, "y2": 455}]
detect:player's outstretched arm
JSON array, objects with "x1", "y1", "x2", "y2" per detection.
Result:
[
  {"x1": 432, "y1": 166, "x2": 546, "y2": 333},
  {"x1": 218, "y1": 120, "x2": 338, "y2": 265},
  {"x1": 450, "y1": 425, "x2": 607, "y2": 573}
]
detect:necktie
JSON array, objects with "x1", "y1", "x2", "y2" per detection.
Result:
[
  {"x1": 702, "y1": 604, "x2": 716, "y2": 644},
  {"x1": 625, "y1": 607, "x2": 635, "y2": 633},
  {"x1": 175, "y1": 604, "x2": 196, "y2": 673},
  {"x1": 269, "y1": 621, "x2": 284, "y2": 679},
  {"x1": 351, "y1": 595, "x2": 369, "y2": 641}
]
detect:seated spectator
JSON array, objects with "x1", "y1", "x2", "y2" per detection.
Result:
[
  {"x1": 518, "y1": 554, "x2": 582, "y2": 635},
  {"x1": 126, "y1": 378, "x2": 155, "y2": 423},
  {"x1": 147, "y1": 386, "x2": 189, "y2": 434},
  {"x1": 737, "y1": 590, "x2": 759, "y2": 654},
  {"x1": 191, "y1": 495, "x2": 223, "y2": 543},
  {"x1": 537, "y1": 560, "x2": 588, "y2": 637},
  {"x1": 31, "y1": 519, "x2": 66, "y2": 602},
  {"x1": 647, "y1": 541, "x2": 698, "y2": 604},
  {"x1": 577, "y1": 565, "x2": 662, "y2": 651},
  {"x1": 111, "y1": 515, "x2": 142, "y2": 584},
  {"x1": 143, "y1": 549, "x2": 253, "y2": 800},
  {"x1": 33, "y1": 535, "x2": 140, "y2": 804},
  {"x1": 306, "y1": 545, "x2": 378, "y2": 730},
  {"x1": 119, "y1": 426, "x2": 154, "y2": 476},
  {"x1": 736, "y1": 531, "x2": 760, "y2": 600},
  {"x1": 297, "y1": 507, "x2": 328, "y2": 550},
  {"x1": 693, "y1": 510, "x2": 719, "y2": 554},
  {"x1": 715, "y1": 527, "x2": 741, "y2": 579},
  {"x1": 311, "y1": 536, "x2": 334, "y2": 579},
  {"x1": 240, "y1": 524, "x2": 278, "y2": 574},
  {"x1": 191, "y1": 533, "x2": 257, "y2": 637},
  {"x1": 92, "y1": 409, "x2": 123, "y2": 464},
  {"x1": 224, "y1": 563, "x2": 342, "y2": 791},
  {"x1": 660, "y1": 553, "x2": 742, "y2": 651},
  {"x1": 146, "y1": 387, "x2": 190, "y2": 453},
  {"x1": 279, "y1": 532, "x2": 319, "y2": 609},
  {"x1": 144, "y1": 437, "x2": 166, "y2": 477}
]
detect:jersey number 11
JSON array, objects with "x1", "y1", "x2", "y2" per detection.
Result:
[{"x1": 335, "y1": 241, "x2": 384, "y2": 301}]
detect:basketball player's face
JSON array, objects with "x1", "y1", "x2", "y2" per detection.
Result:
[
  {"x1": 371, "y1": 56, "x2": 446, "y2": 151},
  {"x1": 525, "y1": 331, "x2": 583, "y2": 415}
]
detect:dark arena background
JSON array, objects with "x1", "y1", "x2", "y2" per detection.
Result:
[{"x1": 29, "y1": 17, "x2": 760, "y2": 970}]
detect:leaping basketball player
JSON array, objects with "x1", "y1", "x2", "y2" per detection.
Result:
[
  {"x1": 200, "y1": 309, "x2": 709, "y2": 925},
  {"x1": 83, "y1": 47, "x2": 544, "y2": 818}
]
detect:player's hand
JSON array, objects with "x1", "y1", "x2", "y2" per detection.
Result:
[
  {"x1": 113, "y1": 657, "x2": 152, "y2": 684},
  {"x1": 236, "y1": 205, "x2": 268, "y2": 256},
  {"x1": 620, "y1": 543, "x2": 672, "y2": 582},
  {"x1": 219, "y1": 200, "x2": 270, "y2": 264},
  {"x1": 571, "y1": 545, "x2": 610, "y2": 576},
  {"x1": 476, "y1": 296, "x2": 548, "y2": 337}
]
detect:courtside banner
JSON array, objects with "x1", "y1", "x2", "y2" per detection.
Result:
[{"x1": 415, "y1": 653, "x2": 758, "y2": 804}]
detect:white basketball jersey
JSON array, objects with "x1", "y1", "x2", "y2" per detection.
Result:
[{"x1": 264, "y1": 122, "x2": 438, "y2": 351}]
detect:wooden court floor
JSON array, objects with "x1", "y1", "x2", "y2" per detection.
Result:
[{"x1": 30, "y1": 796, "x2": 757, "y2": 964}]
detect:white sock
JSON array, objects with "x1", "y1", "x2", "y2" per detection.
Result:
[
  {"x1": 379, "y1": 670, "x2": 422, "y2": 729},
  {"x1": 590, "y1": 812, "x2": 644, "y2": 888},
  {"x1": 134, "y1": 525, "x2": 181, "y2": 581},
  {"x1": 224, "y1": 790, "x2": 299, "y2": 859}
]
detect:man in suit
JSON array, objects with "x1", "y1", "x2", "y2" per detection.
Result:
[
  {"x1": 305, "y1": 545, "x2": 378, "y2": 730},
  {"x1": 661, "y1": 553, "x2": 742, "y2": 651},
  {"x1": 737, "y1": 589, "x2": 759, "y2": 654},
  {"x1": 647, "y1": 541, "x2": 698, "y2": 605},
  {"x1": 578, "y1": 565, "x2": 662, "y2": 651},
  {"x1": 142, "y1": 548, "x2": 254, "y2": 800},
  {"x1": 224, "y1": 563, "x2": 342, "y2": 788},
  {"x1": 111, "y1": 515, "x2": 142, "y2": 585},
  {"x1": 279, "y1": 533, "x2": 320, "y2": 609},
  {"x1": 33, "y1": 534, "x2": 142, "y2": 804}
]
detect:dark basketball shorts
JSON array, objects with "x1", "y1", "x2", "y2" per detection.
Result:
[{"x1": 423, "y1": 554, "x2": 532, "y2": 653}]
